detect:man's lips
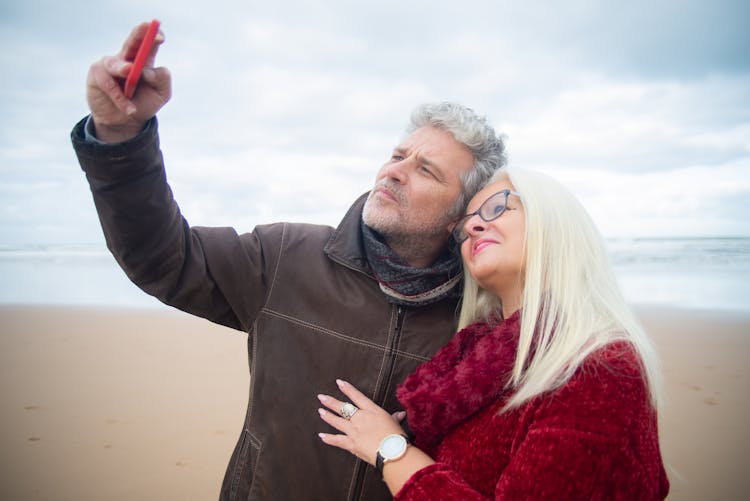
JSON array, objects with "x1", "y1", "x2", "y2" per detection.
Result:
[
  {"x1": 472, "y1": 238, "x2": 498, "y2": 256},
  {"x1": 374, "y1": 186, "x2": 398, "y2": 203}
]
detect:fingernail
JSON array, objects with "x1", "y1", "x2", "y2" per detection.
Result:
[
  {"x1": 317, "y1": 394, "x2": 328, "y2": 403},
  {"x1": 126, "y1": 104, "x2": 136, "y2": 116},
  {"x1": 318, "y1": 408, "x2": 326, "y2": 416},
  {"x1": 336, "y1": 379, "x2": 346, "y2": 387}
]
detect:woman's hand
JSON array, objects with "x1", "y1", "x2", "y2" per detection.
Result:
[{"x1": 317, "y1": 379, "x2": 407, "y2": 465}]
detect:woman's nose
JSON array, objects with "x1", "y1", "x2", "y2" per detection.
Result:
[{"x1": 464, "y1": 213, "x2": 487, "y2": 237}]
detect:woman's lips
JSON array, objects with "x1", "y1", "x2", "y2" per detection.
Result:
[{"x1": 473, "y1": 238, "x2": 498, "y2": 256}]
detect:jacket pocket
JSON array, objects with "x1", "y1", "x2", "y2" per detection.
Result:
[{"x1": 227, "y1": 430, "x2": 261, "y2": 501}]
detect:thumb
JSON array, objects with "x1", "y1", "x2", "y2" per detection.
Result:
[{"x1": 141, "y1": 66, "x2": 171, "y2": 90}]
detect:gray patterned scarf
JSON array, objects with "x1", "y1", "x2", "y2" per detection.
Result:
[{"x1": 361, "y1": 221, "x2": 463, "y2": 307}]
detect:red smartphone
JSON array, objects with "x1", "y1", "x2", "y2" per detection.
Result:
[{"x1": 124, "y1": 19, "x2": 161, "y2": 99}]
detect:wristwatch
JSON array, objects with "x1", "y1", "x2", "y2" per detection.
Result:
[{"x1": 375, "y1": 434, "x2": 410, "y2": 473}]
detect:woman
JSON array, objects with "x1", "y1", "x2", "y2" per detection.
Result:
[{"x1": 317, "y1": 168, "x2": 669, "y2": 499}]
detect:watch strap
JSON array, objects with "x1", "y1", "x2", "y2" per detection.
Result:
[{"x1": 376, "y1": 450, "x2": 386, "y2": 473}]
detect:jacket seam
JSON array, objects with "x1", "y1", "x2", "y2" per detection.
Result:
[
  {"x1": 237, "y1": 318, "x2": 260, "y2": 498},
  {"x1": 247, "y1": 431, "x2": 262, "y2": 499},
  {"x1": 348, "y1": 306, "x2": 397, "y2": 501},
  {"x1": 245, "y1": 322, "x2": 260, "y2": 424},
  {"x1": 259, "y1": 307, "x2": 431, "y2": 363},
  {"x1": 326, "y1": 251, "x2": 372, "y2": 279},
  {"x1": 263, "y1": 223, "x2": 287, "y2": 309},
  {"x1": 372, "y1": 305, "x2": 398, "y2": 397}
]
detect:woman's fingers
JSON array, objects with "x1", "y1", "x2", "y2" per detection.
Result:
[
  {"x1": 317, "y1": 379, "x2": 371, "y2": 418},
  {"x1": 317, "y1": 395, "x2": 352, "y2": 428},
  {"x1": 318, "y1": 430, "x2": 354, "y2": 453},
  {"x1": 317, "y1": 383, "x2": 409, "y2": 466},
  {"x1": 335, "y1": 379, "x2": 374, "y2": 409}
]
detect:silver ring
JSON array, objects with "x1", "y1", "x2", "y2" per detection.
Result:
[{"x1": 340, "y1": 402, "x2": 358, "y2": 420}]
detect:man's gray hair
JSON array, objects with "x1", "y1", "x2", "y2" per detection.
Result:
[{"x1": 407, "y1": 102, "x2": 507, "y2": 217}]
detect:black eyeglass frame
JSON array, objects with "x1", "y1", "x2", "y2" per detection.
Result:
[{"x1": 452, "y1": 189, "x2": 521, "y2": 244}]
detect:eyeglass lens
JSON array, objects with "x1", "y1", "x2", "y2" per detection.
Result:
[{"x1": 452, "y1": 190, "x2": 510, "y2": 243}]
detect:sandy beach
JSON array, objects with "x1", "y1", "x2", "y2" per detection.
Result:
[{"x1": 1, "y1": 304, "x2": 748, "y2": 500}]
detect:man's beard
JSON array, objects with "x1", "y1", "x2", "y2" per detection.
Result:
[{"x1": 362, "y1": 181, "x2": 454, "y2": 254}]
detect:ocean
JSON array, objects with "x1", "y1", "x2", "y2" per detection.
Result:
[{"x1": 1, "y1": 237, "x2": 749, "y2": 313}]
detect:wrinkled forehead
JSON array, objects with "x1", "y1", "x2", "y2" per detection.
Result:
[{"x1": 398, "y1": 126, "x2": 474, "y2": 176}]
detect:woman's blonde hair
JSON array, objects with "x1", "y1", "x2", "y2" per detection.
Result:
[{"x1": 457, "y1": 168, "x2": 662, "y2": 411}]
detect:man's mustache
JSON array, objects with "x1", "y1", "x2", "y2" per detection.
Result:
[{"x1": 372, "y1": 180, "x2": 406, "y2": 205}]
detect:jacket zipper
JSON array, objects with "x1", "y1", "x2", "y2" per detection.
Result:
[
  {"x1": 350, "y1": 305, "x2": 406, "y2": 500},
  {"x1": 373, "y1": 305, "x2": 405, "y2": 404}
]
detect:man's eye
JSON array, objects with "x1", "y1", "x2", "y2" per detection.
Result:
[
  {"x1": 419, "y1": 166, "x2": 439, "y2": 178},
  {"x1": 391, "y1": 155, "x2": 404, "y2": 161}
]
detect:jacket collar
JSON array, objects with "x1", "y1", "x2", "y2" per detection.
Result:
[{"x1": 323, "y1": 192, "x2": 372, "y2": 275}]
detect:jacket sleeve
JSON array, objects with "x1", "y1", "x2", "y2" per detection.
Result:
[
  {"x1": 70, "y1": 116, "x2": 274, "y2": 332},
  {"x1": 396, "y1": 348, "x2": 666, "y2": 500}
]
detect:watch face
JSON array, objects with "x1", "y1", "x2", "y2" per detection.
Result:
[{"x1": 380, "y1": 434, "x2": 407, "y2": 460}]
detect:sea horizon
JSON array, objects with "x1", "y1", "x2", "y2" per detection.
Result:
[{"x1": 1, "y1": 235, "x2": 749, "y2": 314}]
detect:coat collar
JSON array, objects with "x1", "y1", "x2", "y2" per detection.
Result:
[
  {"x1": 323, "y1": 192, "x2": 372, "y2": 275},
  {"x1": 397, "y1": 311, "x2": 521, "y2": 450}
]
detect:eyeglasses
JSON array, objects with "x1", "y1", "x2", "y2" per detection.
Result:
[{"x1": 452, "y1": 189, "x2": 521, "y2": 244}]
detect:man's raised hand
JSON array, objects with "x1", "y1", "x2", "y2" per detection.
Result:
[{"x1": 86, "y1": 22, "x2": 172, "y2": 143}]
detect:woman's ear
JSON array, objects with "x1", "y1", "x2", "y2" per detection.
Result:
[{"x1": 446, "y1": 217, "x2": 460, "y2": 236}]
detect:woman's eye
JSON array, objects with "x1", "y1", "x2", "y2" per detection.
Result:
[{"x1": 491, "y1": 204, "x2": 506, "y2": 216}]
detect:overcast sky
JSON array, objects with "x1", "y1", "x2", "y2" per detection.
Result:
[{"x1": 1, "y1": 0, "x2": 748, "y2": 246}]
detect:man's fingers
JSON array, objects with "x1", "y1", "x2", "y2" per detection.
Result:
[
  {"x1": 90, "y1": 62, "x2": 135, "y2": 116},
  {"x1": 119, "y1": 22, "x2": 165, "y2": 69},
  {"x1": 140, "y1": 66, "x2": 171, "y2": 91},
  {"x1": 144, "y1": 30, "x2": 166, "y2": 68},
  {"x1": 101, "y1": 56, "x2": 131, "y2": 78},
  {"x1": 119, "y1": 21, "x2": 153, "y2": 60}
]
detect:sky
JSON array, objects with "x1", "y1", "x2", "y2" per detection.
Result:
[{"x1": 1, "y1": 0, "x2": 749, "y2": 246}]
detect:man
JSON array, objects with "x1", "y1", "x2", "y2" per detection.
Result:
[{"x1": 71, "y1": 23, "x2": 505, "y2": 501}]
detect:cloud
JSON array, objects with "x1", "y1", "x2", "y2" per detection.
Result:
[
  {"x1": 1, "y1": 0, "x2": 749, "y2": 245},
  {"x1": 505, "y1": 74, "x2": 750, "y2": 172},
  {"x1": 573, "y1": 0, "x2": 750, "y2": 78},
  {"x1": 539, "y1": 161, "x2": 750, "y2": 237}
]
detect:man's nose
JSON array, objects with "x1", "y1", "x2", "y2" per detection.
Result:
[{"x1": 381, "y1": 157, "x2": 410, "y2": 183}]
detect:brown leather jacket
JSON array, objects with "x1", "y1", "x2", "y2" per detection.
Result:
[{"x1": 71, "y1": 117, "x2": 460, "y2": 501}]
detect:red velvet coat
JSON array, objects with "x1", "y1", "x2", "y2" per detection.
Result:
[{"x1": 395, "y1": 312, "x2": 669, "y2": 500}]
